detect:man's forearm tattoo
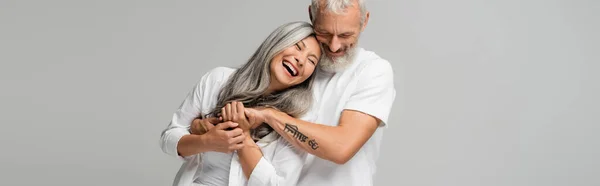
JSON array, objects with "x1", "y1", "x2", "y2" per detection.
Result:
[
  {"x1": 284, "y1": 123, "x2": 319, "y2": 150},
  {"x1": 284, "y1": 123, "x2": 307, "y2": 142},
  {"x1": 308, "y1": 139, "x2": 319, "y2": 150}
]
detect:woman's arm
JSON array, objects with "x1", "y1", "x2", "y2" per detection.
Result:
[
  {"x1": 237, "y1": 133, "x2": 263, "y2": 178},
  {"x1": 239, "y1": 136, "x2": 307, "y2": 186},
  {"x1": 177, "y1": 121, "x2": 245, "y2": 156},
  {"x1": 159, "y1": 74, "x2": 207, "y2": 158},
  {"x1": 222, "y1": 101, "x2": 306, "y2": 185},
  {"x1": 160, "y1": 68, "x2": 245, "y2": 158}
]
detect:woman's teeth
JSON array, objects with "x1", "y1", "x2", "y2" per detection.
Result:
[{"x1": 283, "y1": 61, "x2": 297, "y2": 76}]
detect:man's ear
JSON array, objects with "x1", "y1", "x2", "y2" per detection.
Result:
[
  {"x1": 308, "y1": 5, "x2": 314, "y2": 22},
  {"x1": 361, "y1": 11, "x2": 370, "y2": 32}
]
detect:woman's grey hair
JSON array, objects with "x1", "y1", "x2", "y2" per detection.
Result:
[
  {"x1": 207, "y1": 21, "x2": 318, "y2": 140},
  {"x1": 311, "y1": 0, "x2": 367, "y2": 26}
]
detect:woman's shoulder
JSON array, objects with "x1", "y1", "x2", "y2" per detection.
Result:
[
  {"x1": 204, "y1": 66, "x2": 236, "y2": 81},
  {"x1": 195, "y1": 66, "x2": 236, "y2": 87},
  {"x1": 192, "y1": 66, "x2": 236, "y2": 93}
]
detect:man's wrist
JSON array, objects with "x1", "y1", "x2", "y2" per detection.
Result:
[{"x1": 264, "y1": 108, "x2": 278, "y2": 125}]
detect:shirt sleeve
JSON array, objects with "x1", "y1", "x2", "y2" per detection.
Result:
[
  {"x1": 159, "y1": 67, "x2": 224, "y2": 160},
  {"x1": 344, "y1": 59, "x2": 397, "y2": 127},
  {"x1": 246, "y1": 137, "x2": 307, "y2": 186}
]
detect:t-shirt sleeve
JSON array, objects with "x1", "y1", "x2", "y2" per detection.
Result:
[
  {"x1": 343, "y1": 59, "x2": 396, "y2": 127},
  {"x1": 159, "y1": 67, "x2": 231, "y2": 159}
]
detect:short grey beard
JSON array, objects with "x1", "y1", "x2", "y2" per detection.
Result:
[{"x1": 318, "y1": 46, "x2": 358, "y2": 73}]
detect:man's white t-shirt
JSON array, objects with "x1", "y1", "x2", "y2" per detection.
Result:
[{"x1": 297, "y1": 47, "x2": 396, "y2": 186}]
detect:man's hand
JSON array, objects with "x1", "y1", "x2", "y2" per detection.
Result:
[
  {"x1": 202, "y1": 121, "x2": 246, "y2": 153},
  {"x1": 244, "y1": 107, "x2": 272, "y2": 129},
  {"x1": 190, "y1": 117, "x2": 220, "y2": 135},
  {"x1": 221, "y1": 101, "x2": 251, "y2": 132}
]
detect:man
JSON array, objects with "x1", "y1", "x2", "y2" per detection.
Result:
[
  {"x1": 244, "y1": 0, "x2": 395, "y2": 185},
  {"x1": 190, "y1": 0, "x2": 395, "y2": 185}
]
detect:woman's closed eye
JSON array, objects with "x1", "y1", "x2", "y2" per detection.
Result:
[{"x1": 308, "y1": 58, "x2": 316, "y2": 65}]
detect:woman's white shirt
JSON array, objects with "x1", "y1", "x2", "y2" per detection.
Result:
[{"x1": 159, "y1": 67, "x2": 308, "y2": 186}]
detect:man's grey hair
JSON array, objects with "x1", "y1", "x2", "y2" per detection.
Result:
[
  {"x1": 311, "y1": 0, "x2": 367, "y2": 26},
  {"x1": 207, "y1": 21, "x2": 317, "y2": 140}
]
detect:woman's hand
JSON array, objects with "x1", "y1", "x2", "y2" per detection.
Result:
[
  {"x1": 244, "y1": 107, "x2": 273, "y2": 129},
  {"x1": 221, "y1": 101, "x2": 251, "y2": 133}
]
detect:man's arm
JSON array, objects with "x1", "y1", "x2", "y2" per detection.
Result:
[
  {"x1": 256, "y1": 59, "x2": 396, "y2": 164},
  {"x1": 264, "y1": 109, "x2": 379, "y2": 164}
]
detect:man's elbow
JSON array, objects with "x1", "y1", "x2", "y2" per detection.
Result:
[
  {"x1": 331, "y1": 156, "x2": 351, "y2": 165},
  {"x1": 329, "y1": 148, "x2": 355, "y2": 165}
]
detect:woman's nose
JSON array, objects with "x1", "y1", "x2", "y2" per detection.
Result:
[{"x1": 295, "y1": 56, "x2": 304, "y2": 67}]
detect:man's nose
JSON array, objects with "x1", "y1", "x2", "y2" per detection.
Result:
[{"x1": 329, "y1": 36, "x2": 342, "y2": 52}]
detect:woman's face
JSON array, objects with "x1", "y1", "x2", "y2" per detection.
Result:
[{"x1": 268, "y1": 36, "x2": 321, "y2": 93}]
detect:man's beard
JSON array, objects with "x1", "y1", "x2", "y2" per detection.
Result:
[{"x1": 318, "y1": 45, "x2": 358, "y2": 73}]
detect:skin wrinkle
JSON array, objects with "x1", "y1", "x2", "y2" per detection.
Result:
[{"x1": 311, "y1": 0, "x2": 365, "y2": 72}]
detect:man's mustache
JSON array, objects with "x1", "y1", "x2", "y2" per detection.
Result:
[{"x1": 321, "y1": 43, "x2": 347, "y2": 53}]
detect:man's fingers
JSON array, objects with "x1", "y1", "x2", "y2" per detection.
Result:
[
  {"x1": 202, "y1": 119, "x2": 214, "y2": 131},
  {"x1": 215, "y1": 121, "x2": 238, "y2": 130},
  {"x1": 206, "y1": 117, "x2": 220, "y2": 125},
  {"x1": 190, "y1": 118, "x2": 202, "y2": 134}
]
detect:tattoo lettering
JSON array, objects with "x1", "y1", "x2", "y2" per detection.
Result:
[
  {"x1": 284, "y1": 123, "x2": 308, "y2": 142},
  {"x1": 308, "y1": 139, "x2": 319, "y2": 150},
  {"x1": 285, "y1": 123, "x2": 320, "y2": 150}
]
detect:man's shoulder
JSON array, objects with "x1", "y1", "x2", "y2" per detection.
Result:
[{"x1": 353, "y1": 48, "x2": 394, "y2": 76}]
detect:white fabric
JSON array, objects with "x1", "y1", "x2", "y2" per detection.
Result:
[
  {"x1": 297, "y1": 48, "x2": 396, "y2": 186},
  {"x1": 160, "y1": 67, "x2": 308, "y2": 186}
]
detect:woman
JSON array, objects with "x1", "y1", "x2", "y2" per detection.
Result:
[{"x1": 159, "y1": 21, "x2": 322, "y2": 186}]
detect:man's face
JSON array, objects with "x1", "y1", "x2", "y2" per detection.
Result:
[{"x1": 311, "y1": 3, "x2": 365, "y2": 72}]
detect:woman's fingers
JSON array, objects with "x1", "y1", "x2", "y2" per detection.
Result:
[
  {"x1": 236, "y1": 102, "x2": 247, "y2": 125},
  {"x1": 221, "y1": 101, "x2": 248, "y2": 123},
  {"x1": 231, "y1": 102, "x2": 238, "y2": 121},
  {"x1": 236, "y1": 102, "x2": 245, "y2": 118},
  {"x1": 228, "y1": 103, "x2": 234, "y2": 121},
  {"x1": 221, "y1": 106, "x2": 228, "y2": 121}
]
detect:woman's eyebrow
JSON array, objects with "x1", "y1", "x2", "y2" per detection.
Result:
[{"x1": 300, "y1": 40, "x2": 307, "y2": 49}]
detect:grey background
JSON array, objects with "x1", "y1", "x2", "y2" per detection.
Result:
[{"x1": 1, "y1": 0, "x2": 598, "y2": 186}]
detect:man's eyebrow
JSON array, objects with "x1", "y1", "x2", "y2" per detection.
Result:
[{"x1": 314, "y1": 28, "x2": 328, "y2": 32}]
